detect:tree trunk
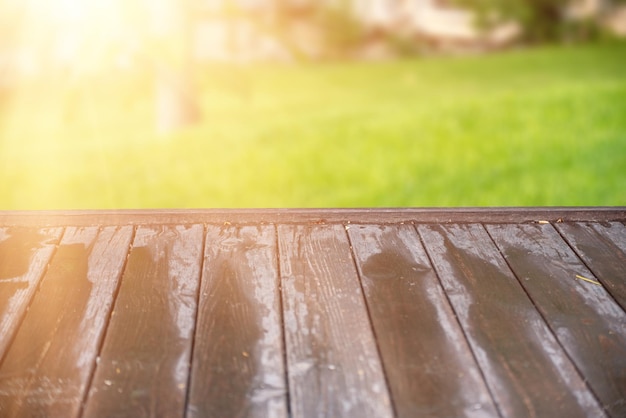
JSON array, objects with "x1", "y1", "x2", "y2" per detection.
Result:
[
  {"x1": 155, "y1": 66, "x2": 201, "y2": 135},
  {"x1": 151, "y1": 0, "x2": 201, "y2": 135}
]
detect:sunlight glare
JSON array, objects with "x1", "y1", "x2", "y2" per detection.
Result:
[{"x1": 15, "y1": 0, "x2": 136, "y2": 73}]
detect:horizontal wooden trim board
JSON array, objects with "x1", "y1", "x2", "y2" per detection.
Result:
[
  {"x1": 0, "y1": 207, "x2": 624, "y2": 226},
  {"x1": 0, "y1": 208, "x2": 624, "y2": 417}
]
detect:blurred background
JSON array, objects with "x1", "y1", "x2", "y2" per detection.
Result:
[{"x1": 1, "y1": 0, "x2": 625, "y2": 209}]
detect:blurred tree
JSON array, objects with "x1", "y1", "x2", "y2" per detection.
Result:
[
  {"x1": 269, "y1": 0, "x2": 366, "y2": 59},
  {"x1": 149, "y1": 0, "x2": 201, "y2": 135},
  {"x1": 452, "y1": 0, "x2": 567, "y2": 41},
  {"x1": 314, "y1": 0, "x2": 366, "y2": 55},
  {"x1": 454, "y1": 0, "x2": 626, "y2": 42}
]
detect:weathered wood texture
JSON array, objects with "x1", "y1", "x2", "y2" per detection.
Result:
[
  {"x1": 0, "y1": 227, "x2": 62, "y2": 358},
  {"x1": 348, "y1": 224, "x2": 498, "y2": 418},
  {"x1": 278, "y1": 224, "x2": 393, "y2": 418},
  {"x1": 556, "y1": 222, "x2": 626, "y2": 311},
  {"x1": 83, "y1": 225, "x2": 204, "y2": 418},
  {"x1": 417, "y1": 224, "x2": 605, "y2": 417},
  {"x1": 187, "y1": 225, "x2": 287, "y2": 418},
  {"x1": 0, "y1": 210, "x2": 624, "y2": 418},
  {"x1": 487, "y1": 223, "x2": 626, "y2": 417},
  {"x1": 0, "y1": 226, "x2": 133, "y2": 418}
]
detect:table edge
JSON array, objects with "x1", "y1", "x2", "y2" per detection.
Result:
[{"x1": 0, "y1": 207, "x2": 624, "y2": 226}]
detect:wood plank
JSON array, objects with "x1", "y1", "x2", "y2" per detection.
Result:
[
  {"x1": 83, "y1": 224, "x2": 204, "y2": 418},
  {"x1": 0, "y1": 207, "x2": 624, "y2": 227},
  {"x1": 187, "y1": 225, "x2": 287, "y2": 418},
  {"x1": 0, "y1": 226, "x2": 133, "y2": 418},
  {"x1": 348, "y1": 224, "x2": 498, "y2": 417},
  {"x1": 0, "y1": 227, "x2": 63, "y2": 358},
  {"x1": 556, "y1": 222, "x2": 626, "y2": 310},
  {"x1": 487, "y1": 223, "x2": 626, "y2": 417},
  {"x1": 277, "y1": 224, "x2": 393, "y2": 418},
  {"x1": 417, "y1": 224, "x2": 605, "y2": 418}
]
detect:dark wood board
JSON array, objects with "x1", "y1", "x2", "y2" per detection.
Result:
[
  {"x1": 487, "y1": 223, "x2": 626, "y2": 417},
  {"x1": 277, "y1": 224, "x2": 393, "y2": 418},
  {"x1": 417, "y1": 224, "x2": 605, "y2": 418},
  {"x1": 0, "y1": 227, "x2": 63, "y2": 358},
  {"x1": 0, "y1": 207, "x2": 624, "y2": 227},
  {"x1": 348, "y1": 224, "x2": 498, "y2": 417},
  {"x1": 83, "y1": 225, "x2": 204, "y2": 418},
  {"x1": 187, "y1": 225, "x2": 287, "y2": 418},
  {"x1": 556, "y1": 222, "x2": 626, "y2": 311},
  {"x1": 0, "y1": 226, "x2": 133, "y2": 418}
]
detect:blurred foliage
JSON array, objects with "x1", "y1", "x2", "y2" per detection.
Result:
[
  {"x1": 313, "y1": 2, "x2": 366, "y2": 55},
  {"x1": 270, "y1": 0, "x2": 366, "y2": 59},
  {"x1": 454, "y1": 0, "x2": 626, "y2": 42},
  {"x1": 453, "y1": 0, "x2": 567, "y2": 41}
]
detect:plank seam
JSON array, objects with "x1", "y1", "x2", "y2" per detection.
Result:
[
  {"x1": 77, "y1": 225, "x2": 137, "y2": 418},
  {"x1": 553, "y1": 223, "x2": 626, "y2": 315},
  {"x1": 344, "y1": 224, "x2": 398, "y2": 418},
  {"x1": 183, "y1": 223, "x2": 209, "y2": 418},
  {"x1": 413, "y1": 224, "x2": 505, "y2": 418},
  {"x1": 482, "y1": 224, "x2": 609, "y2": 417},
  {"x1": 274, "y1": 224, "x2": 292, "y2": 418},
  {"x1": 0, "y1": 226, "x2": 66, "y2": 369}
]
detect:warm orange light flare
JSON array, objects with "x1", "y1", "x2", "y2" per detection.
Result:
[{"x1": 3, "y1": 0, "x2": 151, "y2": 77}]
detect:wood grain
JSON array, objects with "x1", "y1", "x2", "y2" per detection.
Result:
[
  {"x1": 0, "y1": 227, "x2": 62, "y2": 358},
  {"x1": 556, "y1": 222, "x2": 626, "y2": 311},
  {"x1": 487, "y1": 223, "x2": 626, "y2": 417},
  {"x1": 0, "y1": 226, "x2": 133, "y2": 418},
  {"x1": 418, "y1": 224, "x2": 605, "y2": 418},
  {"x1": 187, "y1": 225, "x2": 287, "y2": 418},
  {"x1": 0, "y1": 212, "x2": 622, "y2": 417},
  {"x1": 278, "y1": 224, "x2": 393, "y2": 418},
  {"x1": 348, "y1": 224, "x2": 498, "y2": 417},
  {"x1": 83, "y1": 225, "x2": 204, "y2": 418}
]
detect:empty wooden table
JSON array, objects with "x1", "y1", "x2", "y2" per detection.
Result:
[{"x1": 0, "y1": 208, "x2": 624, "y2": 417}]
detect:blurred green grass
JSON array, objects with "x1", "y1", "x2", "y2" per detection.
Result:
[{"x1": 1, "y1": 41, "x2": 625, "y2": 209}]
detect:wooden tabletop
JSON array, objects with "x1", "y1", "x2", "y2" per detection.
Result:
[{"x1": 0, "y1": 208, "x2": 624, "y2": 417}]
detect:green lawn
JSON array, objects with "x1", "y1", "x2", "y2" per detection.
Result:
[{"x1": 1, "y1": 41, "x2": 625, "y2": 209}]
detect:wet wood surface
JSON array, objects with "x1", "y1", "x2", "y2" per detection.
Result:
[
  {"x1": 556, "y1": 221, "x2": 626, "y2": 311},
  {"x1": 487, "y1": 223, "x2": 626, "y2": 417},
  {"x1": 348, "y1": 224, "x2": 497, "y2": 418},
  {"x1": 278, "y1": 225, "x2": 393, "y2": 418},
  {"x1": 0, "y1": 227, "x2": 62, "y2": 358},
  {"x1": 0, "y1": 210, "x2": 624, "y2": 418},
  {"x1": 417, "y1": 224, "x2": 604, "y2": 417},
  {"x1": 0, "y1": 226, "x2": 133, "y2": 418},
  {"x1": 187, "y1": 225, "x2": 287, "y2": 418},
  {"x1": 83, "y1": 225, "x2": 204, "y2": 418}
]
